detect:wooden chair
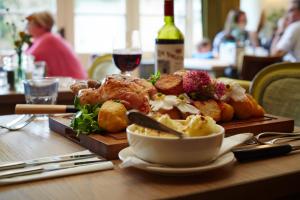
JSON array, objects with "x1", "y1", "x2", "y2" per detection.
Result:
[
  {"x1": 250, "y1": 62, "x2": 300, "y2": 126},
  {"x1": 240, "y1": 55, "x2": 282, "y2": 81},
  {"x1": 88, "y1": 54, "x2": 120, "y2": 81}
]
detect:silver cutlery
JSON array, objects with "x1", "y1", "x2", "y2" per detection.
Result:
[
  {"x1": 0, "y1": 153, "x2": 96, "y2": 171},
  {"x1": 0, "y1": 115, "x2": 35, "y2": 131},
  {"x1": 5, "y1": 115, "x2": 28, "y2": 127},
  {"x1": 127, "y1": 111, "x2": 184, "y2": 139},
  {"x1": 246, "y1": 132, "x2": 300, "y2": 145},
  {"x1": 0, "y1": 160, "x2": 107, "y2": 179},
  {"x1": 263, "y1": 135, "x2": 300, "y2": 145}
]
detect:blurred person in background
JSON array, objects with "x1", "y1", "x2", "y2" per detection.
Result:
[
  {"x1": 271, "y1": 0, "x2": 300, "y2": 62},
  {"x1": 26, "y1": 11, "x2": 87, "y2": 79},
  {"x1": 212, "y1": 9, "x2": 250, "y2": 56},
  {"x1": 192, "y1": 38, "x2": 214, "y2": 59}
]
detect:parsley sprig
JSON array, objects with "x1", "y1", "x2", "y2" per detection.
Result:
[
  {"x1": 71, "y1": 97, "x2": 104, "y2": 135},
  {"x1": 149, "y1": 71, "x2": 161, "y2": 85}
]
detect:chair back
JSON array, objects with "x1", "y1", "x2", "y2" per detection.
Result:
[
  {"x1": 240, "y1": 55, "x2": 282, "y2": 81},
  {"x1": 88, "y1": 54, "x2": 120, "y2": 80},
  {"x1": 250, "y1": 62, "x2": 300, "y2": 126}
]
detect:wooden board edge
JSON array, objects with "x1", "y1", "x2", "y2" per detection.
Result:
[{"x1": 49, "y1": 117, "x2": 128, "y2": 159}]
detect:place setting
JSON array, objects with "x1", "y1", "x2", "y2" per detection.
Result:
[
  {"x1": 0, "y1": 150, "x2": 113, "y2": 185},
  {"x1": 1, "y1": 0, "x2": 300, "y2": 198}
]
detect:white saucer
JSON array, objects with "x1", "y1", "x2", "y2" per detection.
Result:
[{"x1": 118, "y1": 147, "x2": 235, "y2": 175}]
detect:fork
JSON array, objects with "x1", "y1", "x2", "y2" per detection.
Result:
[
  {"x1": 0, "y1": 115, "x2": 36, "y2": 131},
  {"x1": 246, "y1": 132, "x2": 300, "y2": 145},
  {"x1": 264, "y1": 135, "x2": 300, "y2": 145}
]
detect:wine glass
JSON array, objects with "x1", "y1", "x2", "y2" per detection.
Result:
[{"x1": 112, "y1": 30, "x2": 142, "y2": 76}]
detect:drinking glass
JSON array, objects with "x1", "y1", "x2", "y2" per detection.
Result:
[
  {"x1": 0, "y1": 69, "x2": 7, "y2": 88},
  {"x1": 112, "y1": 30, "x2": 142, "y2": 75},
  {"x1": 32, "y1": 61, "x2": 46, "y2": 79},
  {"x1": 23, "y1": 77, "x2": 59, "y2": 119}
]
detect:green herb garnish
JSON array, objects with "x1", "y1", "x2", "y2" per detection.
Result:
[
  {"x1": 71, "y1": 97, "x2": 104, "y2": 135},
  {"x1": 149, "y1": 71, "x2": 161, "y2": 85}
]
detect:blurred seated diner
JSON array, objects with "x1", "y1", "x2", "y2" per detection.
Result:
[
  {"x1": 213, "y1": 9, "x2": 257, "y2": 57},
  {"x1": 271, "y1": 0, "x2": 300, "y2": 62},
  {"x1": 192, "y1": 38, "x2": 214, "y2": 59},
  {"x1": 25, "y1": 11, "x2": 87, "y2": 79}
]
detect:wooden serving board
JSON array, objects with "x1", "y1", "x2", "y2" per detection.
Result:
[
  {"x1": 220, "y1": 114, "x2": 294, "y2": 136},
  {"x1": 49, "y1": 115, "x2": 128, "y2": 160},
  {"x1": 49, "y1": 114, "x2": 294, "y2": 160}
]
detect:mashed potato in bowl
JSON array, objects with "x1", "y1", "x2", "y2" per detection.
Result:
[
  {"x1": 127, "y1": 114, "x2": 224, "y2": 166},
  {"x1": 131, "y1": 114, "x2": 220, "y2": 138}
]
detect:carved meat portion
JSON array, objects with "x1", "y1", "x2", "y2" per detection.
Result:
[{"x1": 98, "y1": 75, "x2": 157, "y2": 113}]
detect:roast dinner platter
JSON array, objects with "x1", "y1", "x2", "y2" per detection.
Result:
[{"x1": 16, "y1": 70, "x2": 294, "y2": 160}]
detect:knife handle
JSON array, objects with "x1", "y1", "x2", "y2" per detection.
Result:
[
  {"x1": 232, "y1": 144, "x2": 293, "y2": 161},
  {"x1": 15, "y1": 104, "x2": 77, "y2": 114}
]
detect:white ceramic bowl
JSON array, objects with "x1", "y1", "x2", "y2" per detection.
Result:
[{"x1": 126, "y1": 124, "x2": 224, "y2": 166}]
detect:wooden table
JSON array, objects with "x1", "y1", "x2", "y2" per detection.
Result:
[
  {"x1": 0, "y1": 88, "x2": 74, "y2": 115},
  {"x1": 0, "y1": 116, "x2": 300, "y2": 200}
]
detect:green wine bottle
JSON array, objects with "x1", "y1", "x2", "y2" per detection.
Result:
[{"x1": 155, "y1": 0, "x2": 184, "y2": 74}]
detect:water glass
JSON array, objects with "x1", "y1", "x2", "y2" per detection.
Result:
[
  {"x1": 32, "y1": 61, "x2": 46, "y2": 79},
  {"x1": 0, "y1": 70, "x2": 7, "y2": 88},
  {"x1": 23, "y1": 78, "x2": 59, "y2": 105}
]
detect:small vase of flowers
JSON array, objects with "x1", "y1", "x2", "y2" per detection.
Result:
[
  {"x1": 5, "y1": 8, "x2": 32, "y2": 85},
  {"x1": 13, "y1": 31, "x2": 32, "y2": 82}
]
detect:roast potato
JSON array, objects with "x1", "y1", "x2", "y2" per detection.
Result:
[
  {"x1": 98, "y1": 100, "x2": 128, "y2": 132},
  {"x1": 154, "y1": 74, "x2": 184, "y2": 95},
  {"x1": 219, "y1": 102, "x2": 234, "y2": 122},
  {"x1": 157, "y1": 107, "x2": 182, "y2": 120},
  {"x1": 193, "y1": 100, "x2": 222, "y2": 122},
  {"x1": 229, "y1": 94, "x2": 265, "y2": 119}
]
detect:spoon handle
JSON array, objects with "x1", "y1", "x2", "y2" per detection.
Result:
[{"x1": 127, "y1": 111, "x2": 183, "y2": 139}]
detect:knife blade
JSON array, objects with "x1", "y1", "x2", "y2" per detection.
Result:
[
  {"x1": 0, "y1": 153, "x2": 96, "y2": 171},
  {"x1": 0, "y1": 159, "x2": 107, "y2": 179},
  {"x1": 232, "y1": 144, "x2": 300, "y2": 161}
]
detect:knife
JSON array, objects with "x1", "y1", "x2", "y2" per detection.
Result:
[
  {"x1": 127, "y1": 111, "x2": 184, "y2": 139},
  {"x1": 15, "y1": 104, "x2": 78, "y2": 114},
  {"x1": 0, "y1": 159, "x2": 107, "y2": 179},
  {"x1": 0, "y1": 153, "x2": 96, "y2": 171},
  {"x1": 232, "y1": 144, "x2": 300, "y2": 161}
]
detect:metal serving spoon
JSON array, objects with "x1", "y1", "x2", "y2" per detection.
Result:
[{"x1": 127, "y1": 111, "x2": 184, "y2": 139}]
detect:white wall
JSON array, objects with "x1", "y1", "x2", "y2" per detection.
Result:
[
  {"x1": 240, "y1": 0, "x2": 288, "y2": 32},
  {"x1": 262, "y1": 0, "x2": 288, "y2": 13},
  {"x1": 240, "y1": 0, "x2": 262, "y2": 32}
]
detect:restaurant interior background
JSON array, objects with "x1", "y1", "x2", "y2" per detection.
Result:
[{"x1": 0, "y1": 0, "x2": 288, "y2": 69}]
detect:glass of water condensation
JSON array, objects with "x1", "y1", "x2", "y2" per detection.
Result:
[{"x1": 23, "y1": 78, "x2": 59, "y2": 119}]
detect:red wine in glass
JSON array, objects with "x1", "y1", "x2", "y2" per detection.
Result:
[{"x1": 113, "y1": 51, "x2": 142, "y2": 74}]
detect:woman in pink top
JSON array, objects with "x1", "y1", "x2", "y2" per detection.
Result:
[{"x1": 26, "y1": 11, "x2": 87, "y2": 79}]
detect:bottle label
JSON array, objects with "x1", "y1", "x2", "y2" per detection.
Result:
[{"x1": 155, "y1": 43, "x2": 184, "y2": 74}]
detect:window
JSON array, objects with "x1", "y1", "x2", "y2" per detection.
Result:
[
  {"x1": 74, "y1": 0, "x2": 202, "y2": 57},
  {"x1": 0, "y1": 0, "x2": 202, "y2": 58},
  {"x1": 0, "y1": 0, "x2": 56, "y2": 51},
  {"x1": 74, "y1": 0, "x2": 126, "y2": 54}
]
